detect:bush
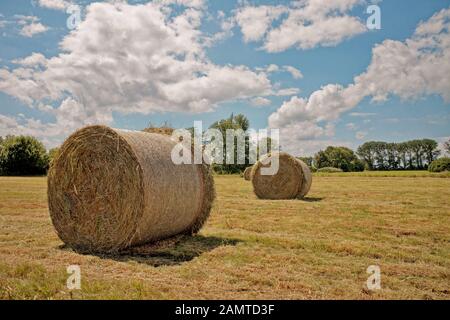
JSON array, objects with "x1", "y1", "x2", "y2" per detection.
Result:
[
  {"x1": 0, "y1": 136, "x2": 49, "y2": 176},
  {"x1": 316, "y1": 167, "x2": 343, "y2": 173},
  {"x1": 428, "y1": 158, "x2": 450, "y2": 173},
  {"x1": 349, "y1": 159, "x2": 365, "y2": 172}
]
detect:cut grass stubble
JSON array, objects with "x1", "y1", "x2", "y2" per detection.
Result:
[{"x1": 0, "y1": 173, "x2": 449, "y2": 299}]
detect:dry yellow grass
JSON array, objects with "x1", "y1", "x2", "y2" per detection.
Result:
[{"x1": 0, "y1": 174, "x2": 449, "y2": 299}]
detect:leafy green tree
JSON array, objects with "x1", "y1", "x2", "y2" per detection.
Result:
[
  {"x1": 232, "y1": 114, "x2": 250, "y2": 132},
  {"x1": 209, "y1": 114, "x2": 252, "y2": 174},
  {"x1": 396, "y1": 142, "x2": 409, "y2": 169},
  {"x1": 374, "y1": 142, "x2": 388, "y2": 170},
  {"x1": 422, "y1": 139, "x2": 440, "y2": 165},
  {"x1": 409, "y1": 140, "x2": 424, "y2": 169},
  {"x1": 356, "y1": 141, "x2": 377, "y2": 170},
  {"x1": 314, "y1": 146, "x2": 364, "y2": 172},
  {"x1": 314, "y1": 150, "x2": 331, "y2": 169},
  {"x1": 405, "y1": 141, "x2": 415, "y2": 169},
  {"x1": 351, "y1": 159, "x2": 365, "y2": 172},
  {"x1": 0, "y1": 135, "x2": 14, "y2": 147},
  {"x1": 386, "y1": 143, "x2": 399, "y2": 170},
  {"x1": 0, "y1": 135, "x2": 49, "y2": 176}
]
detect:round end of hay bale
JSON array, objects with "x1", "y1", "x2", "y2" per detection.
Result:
[
  {"x1": 251, "y1": 152, "x2": 303, "y2": 199},
  {"x1": 243, "y1": 166, "x2": 252, "y2": 181},
  {"x1": 251, "y1": 152, "x2": 311, "y2": 200},
  {"x1": 48, "y1": 125, "x2": 144, "y2": 252},
  {"x1": 188, "y1": 162, "x2": 215, "y2": 234},
  {"x1": 296, "y1": 159, "x2": 312, "y2": 199}
]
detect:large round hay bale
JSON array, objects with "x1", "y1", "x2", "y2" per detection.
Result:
[
  {"x1": 243, "y1": 166, "x2": 252, "y2": 181},
  {"x1": 251, "y1": 152, "x2": 312, "y2": 200},
  {"x1": 48, "y1": 125, "x2": 215, "y2": 253}
]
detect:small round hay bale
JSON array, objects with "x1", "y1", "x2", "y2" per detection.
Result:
[
  {"x1": 243, "y1": 166, "x2": 252, "y2": 181},
  {"x1": 48, "y1": 125, "x2": 215, "y2": 253},
  {"x1": 251, "y1": 152, "x2": 312, "y2": 200}
]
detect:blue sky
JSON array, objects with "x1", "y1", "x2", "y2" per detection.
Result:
[{"x1": 0, "y1": 0, "x2": 449, "y2": 155}]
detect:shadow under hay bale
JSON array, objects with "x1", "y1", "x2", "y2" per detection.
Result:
[
  {"x1": 251, "y1": 152, "x2": 313, "y2": 200},
  {"x1": 301, "y1": 197, "x2": 324, "y2": 202},
  {"x1": 48, "y1": 125, "x2": 215, "y2": 253},
  {"x1": 59, "y1": 235, "x2": 240, "y2": 267}
]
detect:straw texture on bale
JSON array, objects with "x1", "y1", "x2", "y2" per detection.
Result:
[
  {"x1": 48, "y1": 125, "x2": 215, "y2": 253},
  {"x1": 251, "y1": 152, "x2": 312, "y2": 200},
  {"x1": 142, "y1": 126, "x2": 175, "y2": 136},
  {"x1": 243, "y1": 166, "x2": 252, "y2": 181},
  {"x1": 296, "y1": 158, "x2": 312, "y2": 198}
]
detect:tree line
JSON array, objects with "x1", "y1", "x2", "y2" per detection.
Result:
[
  {"x1": 356, "y1": 139, "x2": 440, "y2": 170},
  {"x1": 208, "y1": 115, "x2": 448, "y2": 173},
  {"x1": 304, "y1": 139, "x2": 444, "y2": 172},
  {"x1": 1, "y1": 114, "x2": 449, "y2": 175},
  {"x1": 290, "y1": 140, "x2": 448, "y2": 173}
]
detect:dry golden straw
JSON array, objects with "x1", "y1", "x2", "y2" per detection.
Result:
[
  {"x1": 243, "y1": 166, "x2": 252, "y2": 181},
  {"x1": 142, "y1": 126, "x2": 174, "y2": 136},
  {"x1": 48, "y1": 125, "x2": 215, "y2": 253},
  {"x1": 251, "y1": 152, "x2": 312, "y2": 200},
  {"x1": 296, "y1": 158, "x2": 312, "y2": 198}
]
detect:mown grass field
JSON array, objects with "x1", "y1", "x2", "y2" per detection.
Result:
[
  {"x1": 0, "y1": 173, "x2": 449, "y2": 300},
  {"x1": 314, "y1": 170, "x2": 450, "y2": 178}
]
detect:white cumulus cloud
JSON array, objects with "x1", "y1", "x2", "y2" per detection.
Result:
[
  {"x1": 283, "y1": 65, "x2": 303, "y2": 79},
  {"x1": 269, "y1": 7, "x2": 450, "y2": 154},
  {"x1": 235, "y1": 5, "x2": 287, "y2": 42},
  {"x1": 0, "y1": 2, "x2": 273, "y2": 145},
  {"x1": 36, "y1": 0, "x2": 71, "y2": 11},
  {"x1": 234, "y1": 0, "x2": 367, "y2": 52},
  {"x1": 12, "y1": 52, "x2": 48, "y2": 68},
  {"x1": 15, "y1": 15, "x2": 49, "y2": 37},
  {"x1": 250, "y1": 97, "x2": 272, "y2": 107}
]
